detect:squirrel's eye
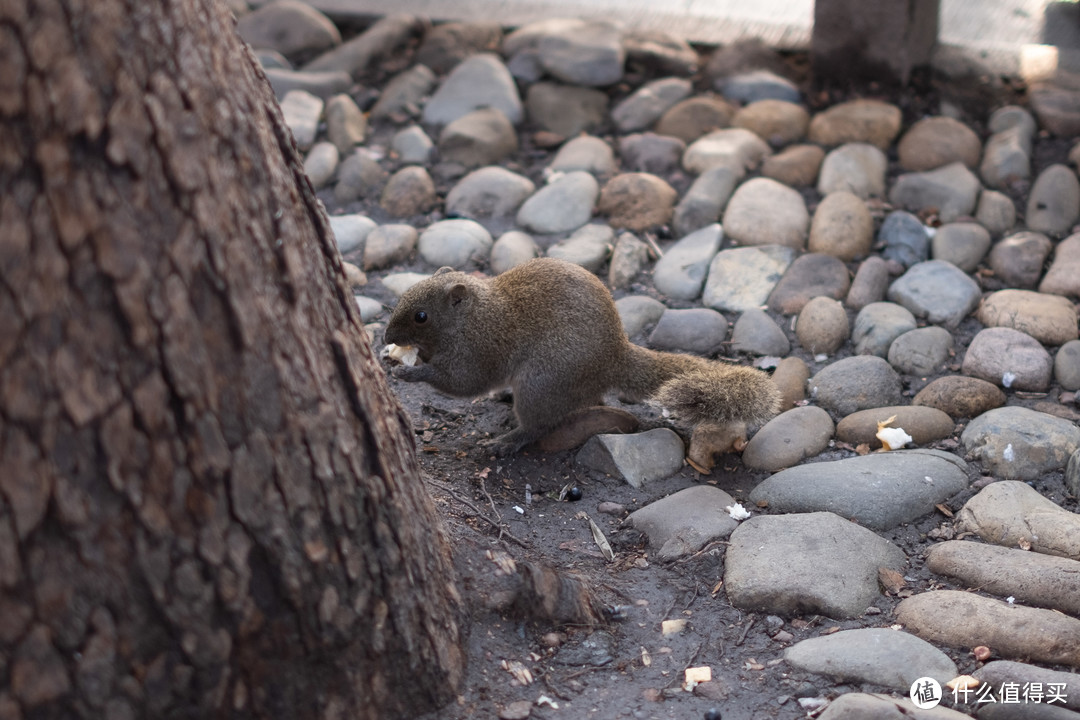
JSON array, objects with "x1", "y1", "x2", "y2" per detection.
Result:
[{"x1": 414, "y1": 310, "x2": 428, "y2": 324}]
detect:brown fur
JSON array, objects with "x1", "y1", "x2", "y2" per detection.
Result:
[{"x1": 385, "y1": 258, "x2": 780, "y2": 455}]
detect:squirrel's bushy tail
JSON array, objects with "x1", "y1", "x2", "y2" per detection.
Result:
[{"x1": 620, "y1": 345, "x2": 781, "y2": 427}]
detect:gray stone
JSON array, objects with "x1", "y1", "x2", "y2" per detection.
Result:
[
  {"x1": 835, "y1": 405, "x2": 955, "y2": 448},
  {"x1": 324, "y1": 93, "x2": 366, "y2": 154},
  {"x1": 981, "y1": 125, "x2": 1033, "y2": 190},
  {"x1": 785, "y1": 628, "x2": 958, "y2": 691},
  {"x1": 682, "y1": 128, "x2": 771, "y2": 175},
  {"x1": 703, "y1": 245, "x2": 797, "y2": 313},
  {"x1": 265, "y1": 68, "x2": 352, "y2": 100},
  {"x1": 608, "y1": 232, "x2": 650, "y2": 290},
  {"x1": 546, "y1": 224, "x2": 613, "y2": 273},
  {"x1": 1030, "y1": 83, "x2": 1080, "y2": 138},
  {"x1": 617, "y1": 133, "x2": 685, "y2": 175},
  {"x1": 303, "y1": 141, "x2": 339, "y2": 189},
  {"x1": 1056, "y1": 340, "x2": 1080, "y2": 391},
  {"x1": 422, "y1": 53, "x2": 523, "y2": 128},
  {"x1": 652, "y1": 224, "x2": 723, "y2": 301},
  {"x1": 879, "y1": 211, "x2": 931, "y2": 269},
  {"x1": 328, "y1": 214, "x2": 376, "y2": 254},
  {"x1": 576, "y1": 428, "x2": 685, "y2": 489},
  {"x1": 516, "y1": 171, "x2": 599, "y2": 235},
  {"x1": 236, "y1": 0, "x2": 340, "y2": 59},
  {"x1": 989, "y1": 230, "x2": 1054, "y2": 289},
  {"x1": 931, "y1": 221, "x2": 991, "y2": 272},
  {"x1": 961, "y1": 409, "x2": 1080, "y2": 482},
  {"x1": 1040, "y1": 232, "x2": 1080, "y2": 296},
  {"x1": 927, "y1": 541, "x2": 1080, "y2": 616},
  {"x1": 966, "y1": 479, "x2": 1080, "y2": 557},
  {"x1": 1027, "y1": 163, "x2": 1080, "y2": 237},
  {"x1": 809, "y1": 356, "x2": 903, "y2": 416},
  {"x1": 888, "y1": 326, "x2": 954, "y2": 377},
  {"x1": 724, "y1": 512, "x2": 906, "y2": 618},
  {"x1": 445, "y1": 166, "x2": 535, "y2": 228},
  {"x1": 303, "y1": 14, "x2": 420, "y2": 79},
  {"x1": 887, "y1": 260, "x2": 982, "y2": 328},
  {"x1": 354, "y1": 295, "x2": 384, "y2": 322},
  {"x1": 723, "y1": 177, "x2": 809, "y2": 250},
  {"x1": 989, "y1": 105, "x2": 1037, "y2": 136},
  {"x1": 381, "y1": 271, "x2": 431, "y2": 297},
  {"x1": 742, "y1": 406, "x2": 834, "y2": 472},
  {"x1": 616, "y1": 296, "x2": 666, "y2": 338},
  {"x1": 731, "y1": 309, "x2": 790, "y2": 356},
  {"x1": 889, "y1": 161, "x2": 981, "y2": 223},
  {"x1": 524, "y1": 82, "x2": 608, "y2": 138},
  {"x1": 845, "y1": 256, "x2": 890, "y2": 311},
  {"x1": 626, "y1": 486, "x2": 740, "y2": 562},
  {"x1": 417, "y1": 219, "x2": 493, "y2": 268},
  {"x1": 648, "y1": 308, "x2": 728, "y2": 355},
  {"x1": 718, "y1": 69, "x2": 800, "y2": 104},
  {"x1": 380, "y1": 165, "x2": 437, "y2": 217},
  {"x1": 912, "y1": 376, "x2": 1007, "y2": 420},
  {"x1": 851, "y1": 302, "x2": 917, "y2": 358},
  {"x1": 437, "y1": 107, "x2": 518, "y2": 168},
  {"x1": 611, "y1": 77, "x2": 692, "y2": 133},
  {"x1": 962, "y1": 327, "x2": 1053, "y2": 392},
  {"x1": 976, "y1": 289, "x2": 1078, "y2": 346},
  {"x1": 976, "y1": 661, "x2": 1080, "y2": 713},
  {"x1": 530, "y1": 19, "x2": 625, "y2": 87},
  {"x1": 655, "y1": 95, "x2": 736, "y2": 144},
  {"x1": 817, "y1": 143, "x2": 888, "y2": 199},
  {"x1": 256, "y1": 50, "x2": 292, "y2": 70},
  {"x1": 976, "y1": 189, "x2": 1017, "y2": 237},
  {"x1": 489, "y1": 231, "x2": 539, "y2": 274},
  {"x1": 363, "y1": 224, "x2": 418, "y2": 271},
  {"x1": 279, "y1": 89, "x2": 322, "y2": 150},
  {"x1": 623, "y1": 29, "x2": 698, "y2": 76},
  {"x1": 818, "y1": 693, "x2": 972, "y2": 719},
  {"x1": 766, "y1": 252, "x2": 850, "y2": 315},
  {"x1": 897, "y1": 590, "x2": 1080, "y2": 668},
  {"x1": 749, "y1": 449, "x2": 969, "y2": 531},
  {"x1": 795, "y1": 296, "x2": 850, "y2": 356},
  {"x1": 390, "y1": 125, "x2": 435, "y2": 165},
  {"x1": 672, "y1": 164, "x2": 743, "y2": 237},
  {"x1": 549, "y1": 135, "x2": 618, "y2": 176},
  {"x1": 370, "y1": 64, "x2": 436, "y2": 120},
  {"x1": 334, "y1": 148, "x2": 386, "y2": 203}
]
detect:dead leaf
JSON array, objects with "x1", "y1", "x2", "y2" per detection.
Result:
[
  {"x1": 587, "y1": 516, "x2": 615, "y2": 561},
  {"x1": 935, "y1": 503, "x2": 954, "y2": 518},
  {"x1": 878, "y1": 567, "x2": 906, "y2": 594}
]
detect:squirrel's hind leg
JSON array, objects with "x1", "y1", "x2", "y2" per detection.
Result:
[{"x1": 481, "y1": 373, "x2": 605, "y2": 456}]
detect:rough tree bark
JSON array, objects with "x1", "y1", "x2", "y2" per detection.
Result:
[{"x1": 0, "y1": 0, "x2": 465, "y2": 718}]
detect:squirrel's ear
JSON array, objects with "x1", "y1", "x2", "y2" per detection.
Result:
[
  {"x1": 433, "y1": 266, "x2": 455, "y2": 276},
  {"x1": 447, "y1": 282, "x2": 469, "y2": 306}
]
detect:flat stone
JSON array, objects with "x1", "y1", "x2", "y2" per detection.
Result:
[
  {"x1": 718, "y1": 69, "x2": 801, "y2": 104},
  {"x1": 818, "y1": 693, "x2": 972, "y2": 719},
  {"x1": 887, "y1": 260, "x2": 982, "y2": 328},
  {"x1": 897, "y1": 590, "x2": 1080, "y2": 668},
  {"x1": 416, "y1": 218, "x2": 493, "y2": 269},
  {"x1": 961, "y1": 409, "x2": 1080, "y2": 482},
  {"x1": 328, "y1": 214, "x2": 376, "y2": 254},
  {"x1": 438, "y1": 107, "x2": 518, "y2": 169},
  {"x1": 653, "y1": 224, "x2": 723, "y2": 301},
  {"x1": 913, "y1": 376, "x2": 1006, "y2": 419},
  {"x1": 370, "y1": 64, "x2": 436, "y2": 120},
  {"x1": 1028, "y1": 163, "x2": 1080, "y2": 236},
  {"x1": 616, "y1": 295, "x2": 666, "y2": 338},
  {"x1": 549, "y1": 135, "x2": 618, "y2": 176},
  {"x1": 888, "y1": 326, "x2": 955, "y2": 377},
  {"x1": 626, "y1": 486, "x2": 740, "y2": 562},
  {"x1": 795, "y1": 296, "x2": 849, "y2": 356},
  {"x1": 489, "y1": 231, "x2": 539, "y2": 274},
  {"x1": 845, "y1": 256, "x2": 890, "y2": 311},
  {"x1": 682, "y1": 128, "x2": 771, "y2": 175},
  {"x1": 989, "y1": 231, "x2": 1054, "y2": 289},
  {"x1": 889, "y1": 161, "x2": 981, "y2": 223},
  {"x1": 809, "y1": 355, "x2": 903, "y2": 417},
  {"x1": 977, "y1": 289, "x2": 1079, "y2": 346},
  {"x1": 851, "y1": 302, "x2": 917, "y2": 358},
  {"x1": 363, "y1": 224, "x2": 418, "y2": 271},
  {"x1": 767, "y1": 253, "x2": 850, "y2": 315},
  {"x1": 807, "y1": 99, "x2": 902, "y2": 150},
  {"x1": 381, "y1": 271, "x2": 431, "y2": 297},
  {"x1": 546, "y1": 224, "x2": 613, "y2": 273},
  {"x1": 809, "y1": 191, "x2": 874, "y2": 260},
  {"x1": 1029, "y1": 83, "x2": 1080, "y2": 138},
  {"x1": 879, "y1": 211, "x2": 931, "y2": 269},
  {"x1": 703, "y1": 245, "x2": 797, "y2": 313},
  {"x1": 445, "y1": 166, "x2": 535, "y2": 229},
  {"x1": 1040, "y1": 232, "x2": 1080, "y2": 296},
  {"x1": 762, "y1": 143, "x2": 825, "y2": 187},
  {"x1": 576, "y1": 428, "x2": 685, "y2": 489},
  {"x1": 618, "y1": 132, "x2": 685, "y2": 175},
  {"x1": 324, "y1": 93, "x2": 366, "y2": 154},
  {"x1": 672, "y1": 165, "x2": 743, "y2": 237},
  {"x1": 748, "y1": 449, "x2": 968, "y2": 531},
  {"x1": 926, "y1": 541, "x2": 1080, "y2": 616},
  {"x1": 898, "y1": 115, "x2": 982, "y2": 171},
  {"x1": 264, "y1": 67, "x2": 352, "y2": 100},
  {"x1": 525, "y1": 82, "x2": 608, "y2": 138},
  {"x1": 390, "y1": 125, "x2": 434, "y2": 165},
  {"x1": 731, "y1": 308, "x2": 790, "y2": 356},
  {"x1": 334, "y1": 148, "x2": 386, "y2": 203},
  {"x1": 975, "y1": 661, "x2": 1080, "y2": 713},
  {"x1": 962, "y1": 327, "x2": 1053, "y2": 392},
  {"x1": 817, "y1": 142, "x2": 888, "y2": 199},
  {"x1": 742, "y1": 406, "x2": 834, "y2": 472},
  {"x1": 976, "y1": 189, "x2": 1018, "y2": 237},
  {"x1": 608, "y1": 232, "x2": 650, "y2": 289},
  {"x1": 723, "y1": 177, "x2": 809, "y2": 250},
  {"x1": 785, "y1": 628, "x2": 958, "y2": 691},
  {"x1": 236, "y1": 0, "x2": 340, "y2": 60},
  {"x1": 354, "y1": 295, "x2": 384, "y2": 322},
  {"x1": 612, "y1": 77, "x2": 692, "y2": 133},
  {"x1": 279, "y1": 89, "x2": 322, "y2": 151},
  {"x1": 380, "y1": 165, "x2": 436, "y2": 217},
  {"x1": 989, "y1": 104, "x2": 1037, "y2": 136},
  {"x1": 303, "y1": 14, "x2": 420, "y2": 79},
  {"x1": 835, "y1": 405, "x2": 955, "y2": 448},
  {"x1": 981, "y1": 125, "x2": 1033, "y2": 190},
  {"x1": 648, "y1": 308, "x2": 728, "y2": 355},
  {"x1": 422, "y1": 53, "x2": 522, "y2": 128},
  {"x1": 724, "y1": 512, "x2": 907, "y2": 618},
  {"x1": 931, "y1": 221, "x2": 991, "y2": 272},
  {"x1": 732, "y1": 99, "x2": 809, "y2": 147},
  {"x1": 655, "y1": 95, "x2": 735, "y2": 144},
  {"x1": 597, "y1": 172, "x2": 677, "y2": 231},
  {"x1": 532, "y1": 19, "x2": 625, "y2": 87},
  {"x1": 516, "y1": 171, "x2": 599, "y2": 235}
]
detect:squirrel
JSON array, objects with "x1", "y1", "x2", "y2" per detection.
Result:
[{"x1": 383, "y1": 257, "x2": 780, "y2": 458}]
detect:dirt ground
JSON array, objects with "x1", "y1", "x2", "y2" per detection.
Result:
[{"x1": 325, "y1": 26, "x2": 1080, "y2": 720}]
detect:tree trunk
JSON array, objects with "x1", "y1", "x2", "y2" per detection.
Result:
[{"x1": 0, "y1": 0, "x2": 465, "y2": 718}]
